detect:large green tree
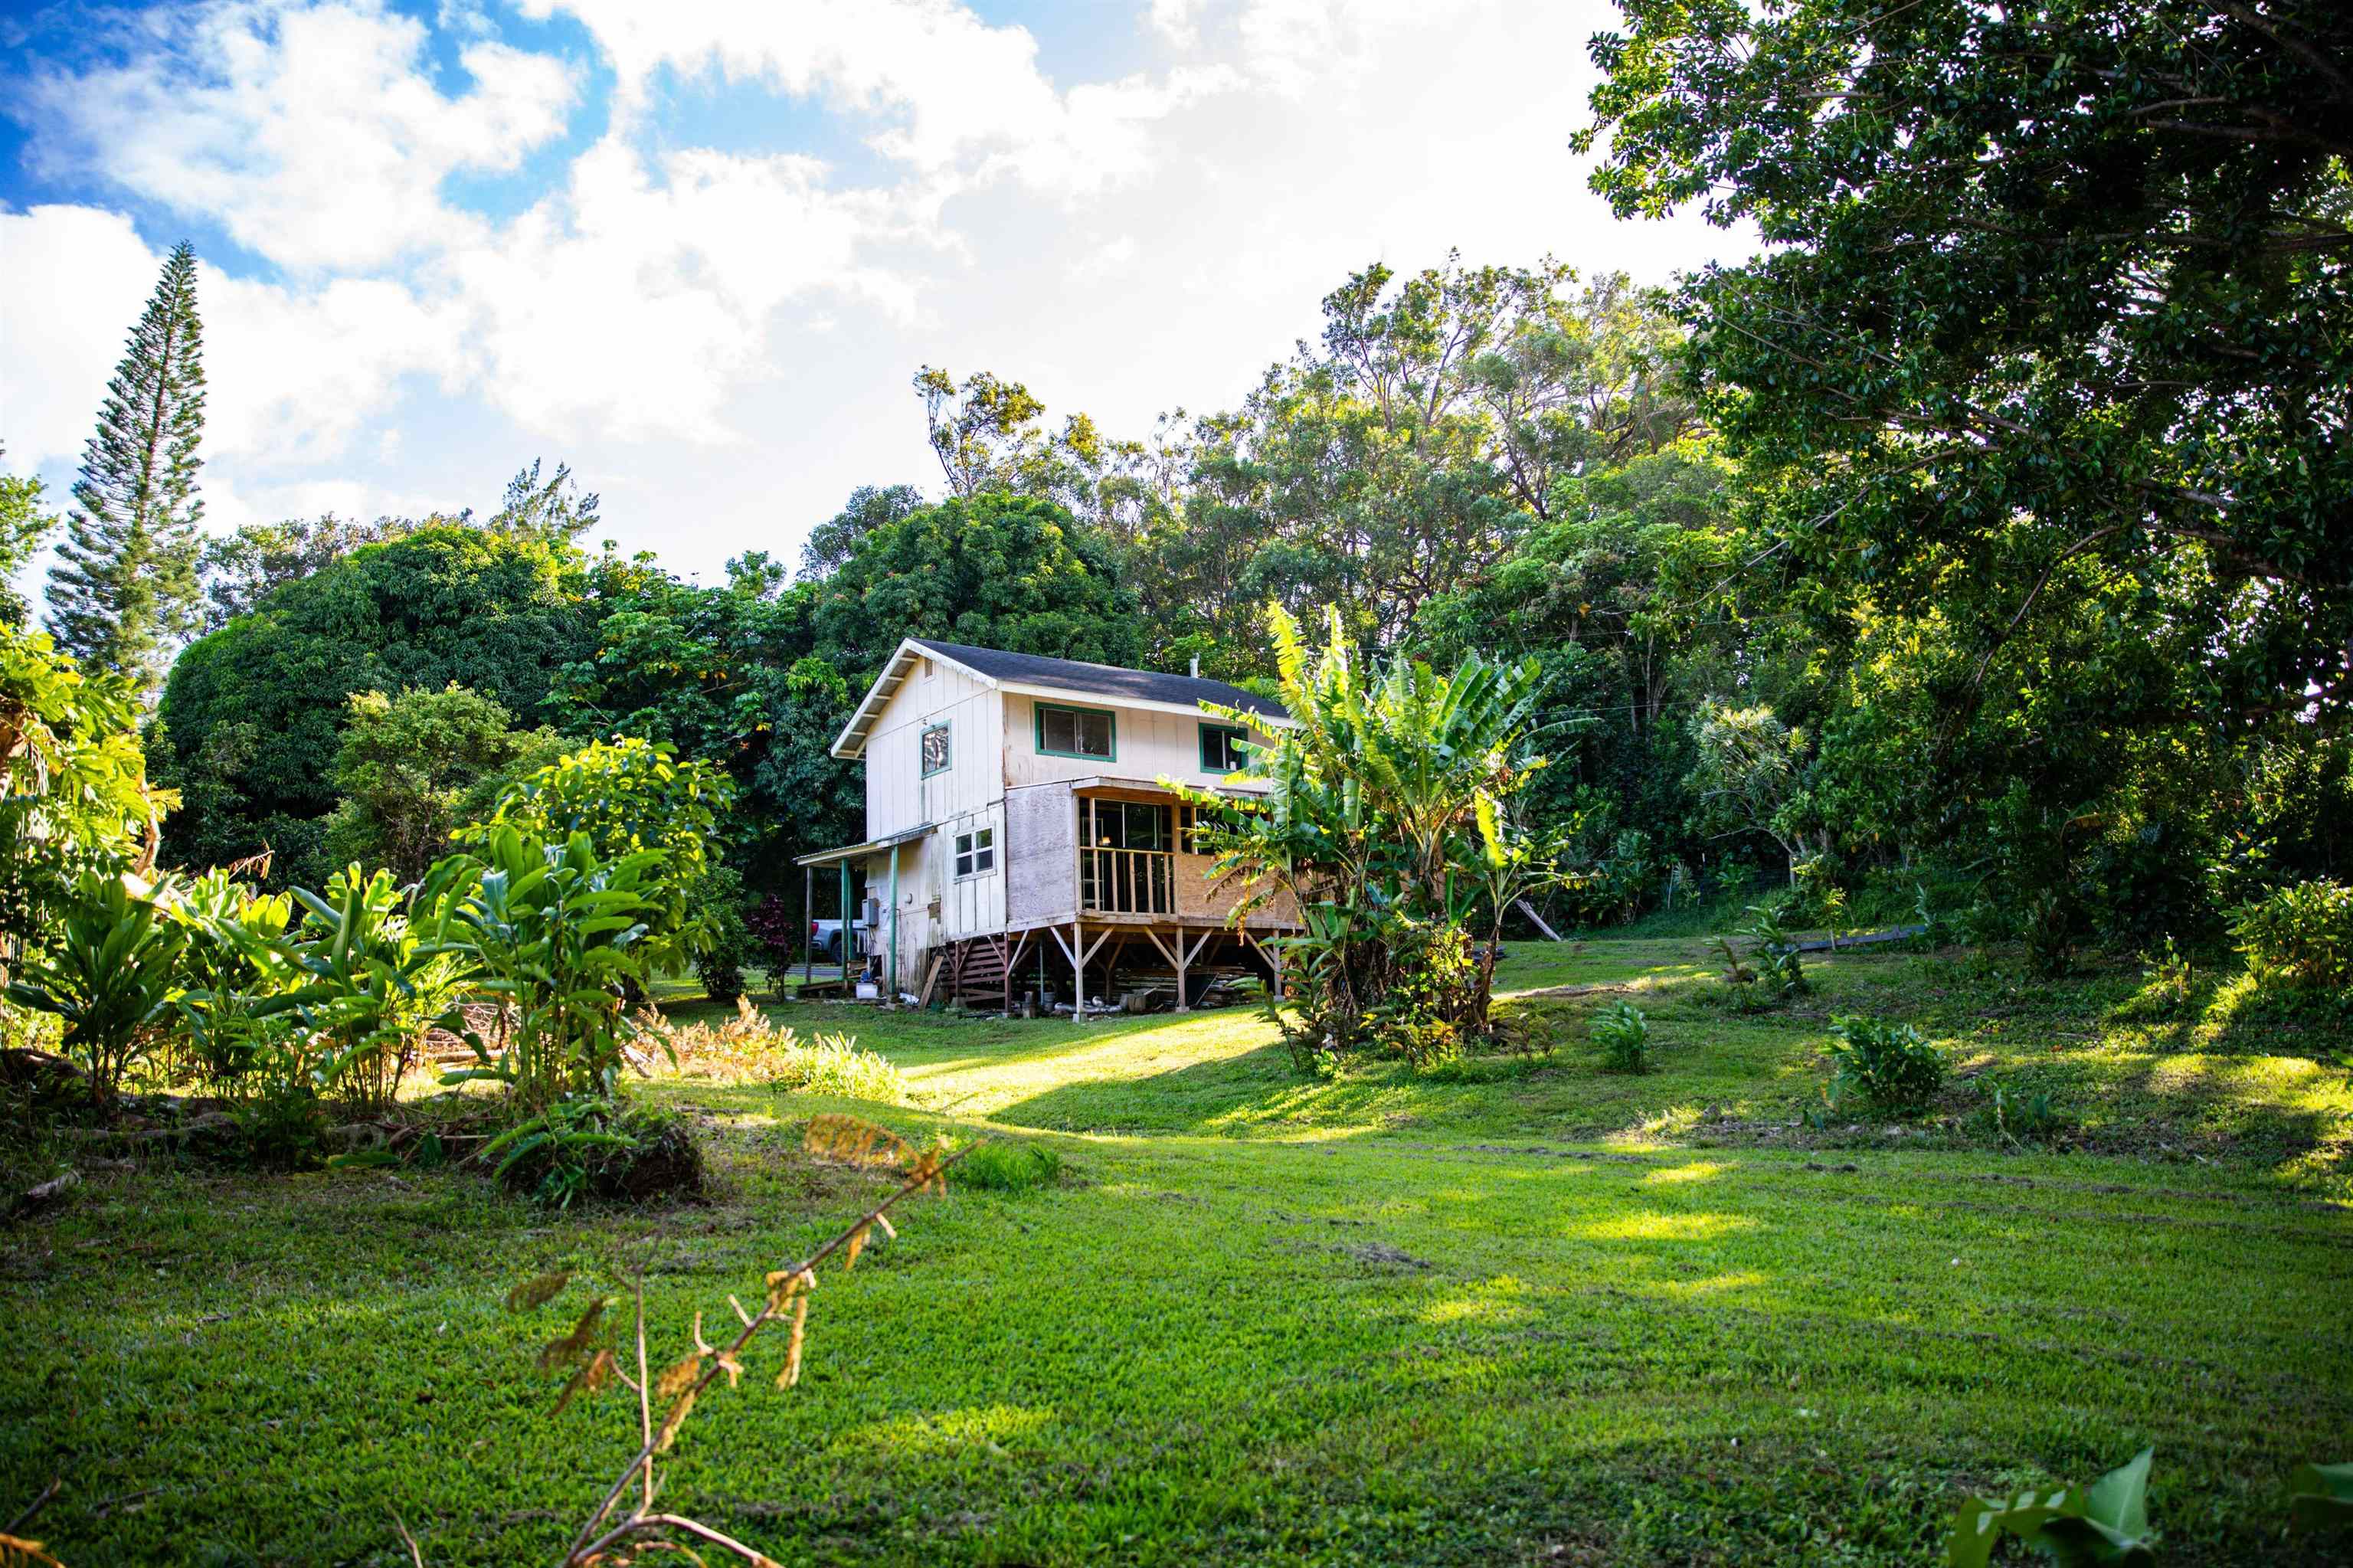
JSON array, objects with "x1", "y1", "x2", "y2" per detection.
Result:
[
  {"x1": 546, "y1": 551, "x2": 863, "y2": 905},
  {"x1": 156, "y1": 525, "x2": 606, "y2": 882},
  {"x1": 321, "y1": 683, "x2": 565, "y2": 882},
  {"x1": 810, "y1": 492, "x2": 1144, "y2": 679},
  {"x1": 1581, "y1": 0, "x2": 2353, "y2": 915},
  {"x1": 47, "y1": 241, "x2": 208, "y2": 694}
]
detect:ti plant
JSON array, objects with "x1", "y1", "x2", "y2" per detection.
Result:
[
  {"x1": 284, "y1": 864, "x2": 471, "y2": 1114},
  {"x1": 1949, "y1": 1446, "x2": 2156, "y2": 1566},
  {"x1": 499, "y1": 1115, "x2": 974, "y2": 1567},
  {"x1": 5, "y1": 869, "x2": 185, "y2": 1107}
]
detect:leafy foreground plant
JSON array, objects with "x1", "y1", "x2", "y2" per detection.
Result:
[
  {"x1": 483, "y1": 1095, "x2": 701, "y2": 1209},
  {"x1": 6, "y1": 869, "x2": 184, "y2": 1108},
  {"x1": 1949, "y1": 1446, "x2": 2156, "y2": 1566},
  {"x1": 494, "y1": 1115, "x2": 972, "y2": 1567},
  {"x1": 1948, "y1": 1448, "x2": 2353, "y2": 1565}
]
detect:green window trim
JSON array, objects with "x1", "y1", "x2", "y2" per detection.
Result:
[
  {"x1": 1199, "y1": 722, "x2": 1249, "y2": 773},
  {"x1": 919, "y1": 722, "x2": 952, "y2": 777},
  {"x1": 1034, "y1": 701, "x2": 1118, "y2": 761}
]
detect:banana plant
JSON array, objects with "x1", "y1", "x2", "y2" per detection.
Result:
[
  {"x1": 6, "y1": 869, "x2": 185, "y2": 1108},
  {"x1": 425, "y1": 827, "x2": 660, "y2": 1109}
]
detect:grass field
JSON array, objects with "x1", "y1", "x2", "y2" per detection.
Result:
[{"x1": 5, "y1": 939, "x2": 2350, "y2": 1565}]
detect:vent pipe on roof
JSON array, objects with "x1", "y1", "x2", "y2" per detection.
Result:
[{"x1": 1190, "y1": 654, "x2": 1200, "y2": 678}]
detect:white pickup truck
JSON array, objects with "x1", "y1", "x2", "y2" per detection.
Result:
[{"x1": 806, "y1": 916, "x2": 871, "y2": 963}]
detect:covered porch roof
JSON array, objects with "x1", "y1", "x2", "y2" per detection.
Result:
[{"x1": 793, "y1": 823, "x2": 931, "y2": 868}]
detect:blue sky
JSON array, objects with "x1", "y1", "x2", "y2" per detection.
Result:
[{"x1": 1, "y1": 0, "x2": 1750, "y2": 581}]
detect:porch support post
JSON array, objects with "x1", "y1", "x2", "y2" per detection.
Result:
[
  {"x1": 1071, "y1": 918, "x2": 1085, "y2": 1023},
  {"x1": 802, "y1": 864, "x2": 813, "y2": 988},
  {"x1": 886, "y1": 844, "x2": 901, "y2": 1001},
  {"x1": 838, "y1": 860, "x2": 851, "y2": 982}
]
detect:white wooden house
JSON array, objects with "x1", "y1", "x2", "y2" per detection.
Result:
[{"x1": 795, "y1": 639, "x2": 1299, "y2": 1012}]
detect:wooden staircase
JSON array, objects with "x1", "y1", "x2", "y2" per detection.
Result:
[{"x1": 931, "y1": 932, "x2": 1034, "y2": 1009}]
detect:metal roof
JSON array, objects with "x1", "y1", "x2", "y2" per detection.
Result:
[{"x1": 793, "y1": 823, "x2": 931, "y2": 867}]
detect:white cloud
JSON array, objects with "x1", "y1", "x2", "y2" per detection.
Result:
[
  {"x1": 0, "y1": 205, "x2": 163, "y2": 473},
  {"x1": 528, "y1": 0, "x2": 1238, "y2": 196},
  {"x1": 23, "y1": 0, "x2": 578, "y2": 272},
  {"x1": 1, "y1": 202, "x2": 463, "y2": 478},
  {"x1": 437, "y1": 136, "x2": 924, "y2": 440},
  {"x1": 2, "y1": 0, "x2": 1753, "y2": 578}
]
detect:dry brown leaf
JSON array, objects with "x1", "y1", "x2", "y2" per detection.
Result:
[
  {"x1": 777, "y1": 1295, "x2": 809, "y2": 1389},
  {"x1": 654, "y1": 1388, "x2": 698, "y2": 1452},
  {"x1": 654, "y1": 1354, "x2": 702, "y2": 1402},
  {"x1": 537, "y1": 1297, "x2": 607, "y2": 1371},
  {"x1": 843, "y1": 1224, "x2": 869, "y2": 1272},
  {"x1": 803, "y1": 1113, "x2": 912, "y2": 1169},
  {"x1": 504, "y1": 1271, "x2": 571, "y2": 1314},
  {"x1": 551, "y1": 1347, "x2": 617, "y2": 1415}
]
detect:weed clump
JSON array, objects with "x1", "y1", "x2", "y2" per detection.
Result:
[
  {"x1": 952, "y1": 1140, "x2": 1067, "y2": 1193},
  {"x1": 642, "y1": 998, "x2": 906, "y2": 1103}
]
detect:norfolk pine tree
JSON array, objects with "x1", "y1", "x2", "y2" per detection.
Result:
[{"x1": 47, "y1": 241, "x2": 208, "y2": 696}]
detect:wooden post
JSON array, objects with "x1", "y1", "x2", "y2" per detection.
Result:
[
  {"x1": 886, "y1": 844, "x2": 901, "y2": 1001},
  {"x1": 1000, "y1": 931, "x2": 1013, "y2": 1015},
  {"x1": 838, "y1": 860, "x2": 851, "y2": 984},
  {"x1": 1173, "y1": 928, "x2": 1188, "y2": 1013},
  {"x1": 1070, "y1": 918, "x2": 1085, "y2": 1022},
  {"x1": 802, "y1": 864, "x2": 814, "y2": 989}
]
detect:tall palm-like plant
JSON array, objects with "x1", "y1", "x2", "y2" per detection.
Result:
[{"x1": 1178, "y1": 603, "x2": 1549, "y2": 1053}]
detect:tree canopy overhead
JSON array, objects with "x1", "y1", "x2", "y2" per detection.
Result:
[{"x1": 1579, "y1": 0, "x2": 2353, "y2": 732}]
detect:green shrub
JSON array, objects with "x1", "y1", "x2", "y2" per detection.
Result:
[
  {"x1": 769, "y1": 1031, "x2": 908, "y2": 1102},
  {"x1": 484, "y1": 1095, "x2": 702, "y2": 1208},
  {"x1": 1591, "y1": 999, "x2": 1650, "y2": 1073},
  {"x1": 691, "y1": 866, "x2": 751, "y2": 1007},
  {"x1": 1824, "y1": 1014, "x2": 1945, "y2": 1112},
  {"x1": 2232, "y1": 879, "x2": 2353, "y2": 991},
  {"x1": 2023, "y1": 888, "x2": 2076, "y2": 978},
  {"x1": 953, "y1": 1140, "x2": 1066, "y2": 1193}
]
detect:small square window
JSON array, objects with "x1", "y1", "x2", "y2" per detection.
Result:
[
  {"x1": 1199, "y1": 724, "x2": 1249, "y2": 774},
  {"x1": 920, "y1": 722, "x2": 951, "y2": 777},
  {"x1": 954, "y1": 827, "x2": 994, "y2": 878}
]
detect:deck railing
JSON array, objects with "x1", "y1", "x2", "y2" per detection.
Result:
[{"x1": 1080, "y1": 846, "x2": 1176, "y2": 915}]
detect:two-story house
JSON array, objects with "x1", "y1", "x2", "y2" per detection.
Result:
[{"x1": 795, "y1": 639, "x2": 1300, "y2": 1013}]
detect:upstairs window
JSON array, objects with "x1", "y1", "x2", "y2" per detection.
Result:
[
  {"x1": 1199, "y1": 724, "x2": 1250, "y2": 774},
  {"x1": 920, "y1": 722, "x2": 951, "y2": 777},
  {"x1": 954, "y1": 827, "x2": 995, "y2": 877},
  {"x1": 1036, "y1": 702, "x2": 1116, "y2": 761}
]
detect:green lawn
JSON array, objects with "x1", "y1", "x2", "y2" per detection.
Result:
[{"x1": 5, "y1": 941, "x2": 2350, "y2": 1565}]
